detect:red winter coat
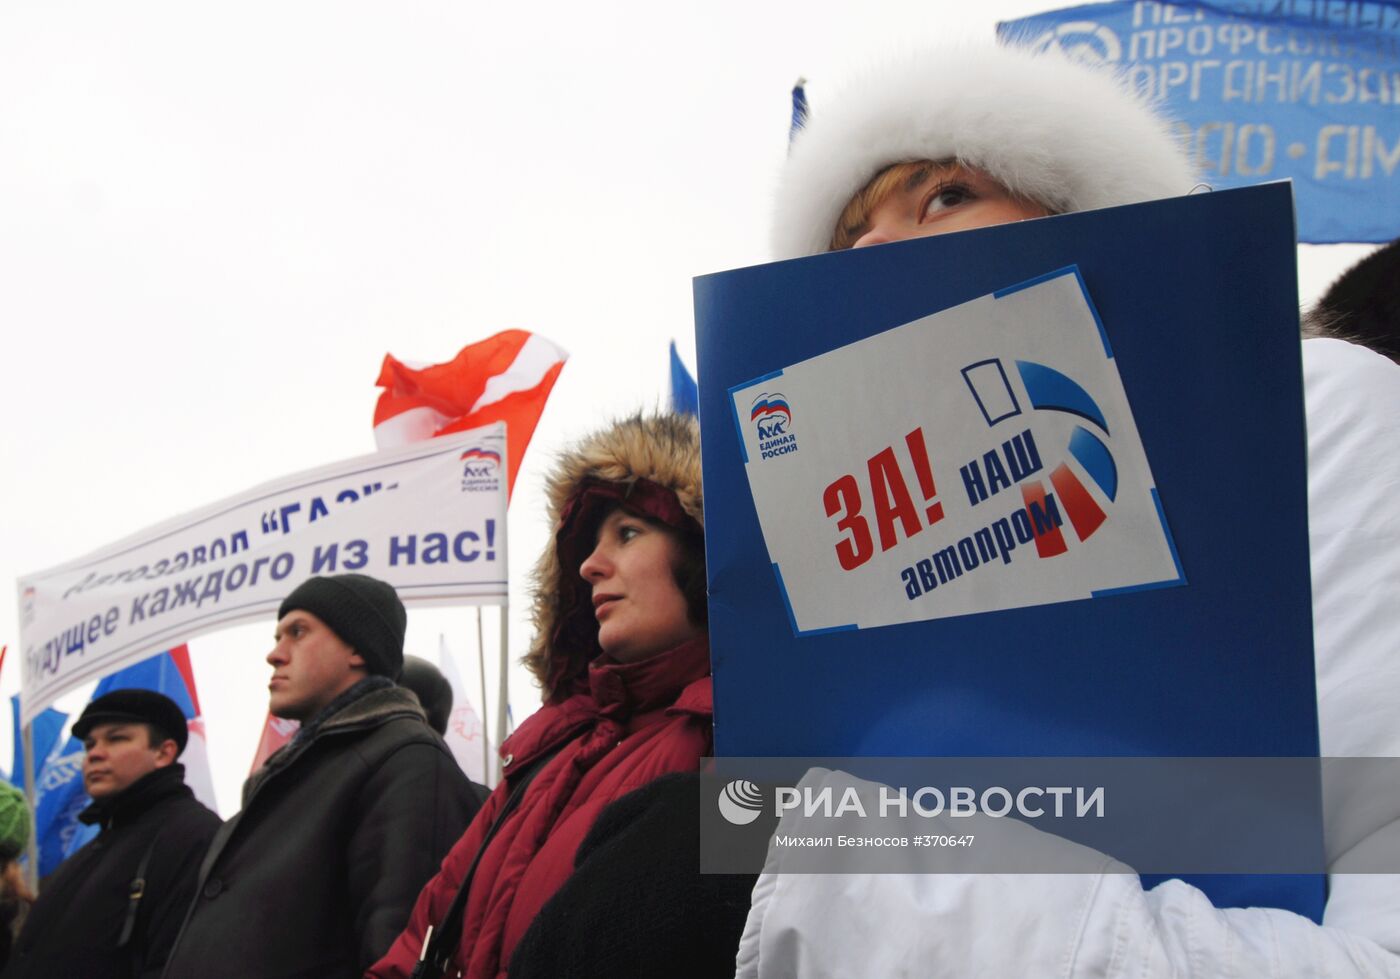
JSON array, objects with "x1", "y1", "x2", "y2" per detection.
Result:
[{"x1": 367, "y1": 636, "x2": 713, "y2": 979}]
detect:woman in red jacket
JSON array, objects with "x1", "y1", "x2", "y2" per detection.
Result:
[{"x1": 370, "y1": 412, "x2": 712, "y2": 979}]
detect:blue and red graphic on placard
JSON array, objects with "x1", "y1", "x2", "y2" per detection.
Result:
[
  {"x1": 460, "y1": 447, "x2": 501, "y2": 473},
  {"x1": 751, "y1": 394, "x2": 792, "y2": 438},
  {"x1": 960, "y1": 357, "x2": 1119, "y2": 558},
  {"x1": 752, "y1": 392, "x2": 799, "y2": 460}
]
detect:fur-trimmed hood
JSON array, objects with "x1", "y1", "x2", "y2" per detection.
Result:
[
  {"x1": 525, "y1": 413, "x2": 703, "y2": 702},
  {"x1": 772, "y1": 44, "x2": 1198, "y2": 260}
]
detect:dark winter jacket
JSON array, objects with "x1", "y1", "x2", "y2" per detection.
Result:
[
  {"x1": 509, "y1": 773, "x2": 767, "y2": 979},
  {"x1": 368, "y1": 637, "x2": 714, "y2": 979},
  {"x1": 161, "y1": 684, "x2": 482, "y2": 979},
  {"x1": 2, "y1": 763, "x2": 220, "y2": 979}
]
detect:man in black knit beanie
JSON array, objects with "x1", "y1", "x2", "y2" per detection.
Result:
[{"x1": 163, "y1": 574, "x2": 484, "y2": 979}]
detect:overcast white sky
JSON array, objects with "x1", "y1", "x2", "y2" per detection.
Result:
[{"x1": 0, "y1": 1, "x2": 1375, "y2": 815}]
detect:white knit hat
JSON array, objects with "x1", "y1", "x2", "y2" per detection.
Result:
[{"x1": 772, "y1": 45, "x2": 1199, "y2": 260}]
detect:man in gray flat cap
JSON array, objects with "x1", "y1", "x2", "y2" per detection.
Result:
[{"x1": 163, "y1": 573, "x2": 484, "y2": 979}]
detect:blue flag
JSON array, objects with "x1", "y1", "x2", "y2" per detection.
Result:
[
  {"x1": 8, "y1": 699, "x2": 66, "y2": 792},
  {"x1": 669, "y1": 341, "x2": 699, "y2": 416},
  {"x1": 999, "y1": 1, "x2": 1400, "y2": 243},
  {"x1": 91, "y1": 652, "x2": 198, "y2": 716},
  {"x1": 790, "y1": 77, "x2": 809, "y2": 145},
  {"x1": 8, "y1": 698, "x2": 82, "y2": 876},
  {"x1": 34, "y1": 736, "x2": 89, "y2": 875}
]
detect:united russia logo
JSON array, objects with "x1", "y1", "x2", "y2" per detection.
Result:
[
  {"x1": 460, "y1": 446, "x2": 502, "y2": 493},
  {"x1": 751, "y1": 392, "x2": 798, "y2": 460}
]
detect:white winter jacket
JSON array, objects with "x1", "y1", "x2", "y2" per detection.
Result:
[{"x1": 735, "y1": 338, "x2": 1400, "y2": 978}]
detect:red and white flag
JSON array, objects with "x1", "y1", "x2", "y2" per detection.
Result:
[
  {"x1": 167, "y1": 645, "x2": 219, "y2": 810},
  {"x1": 438, "y1": 635, "x2": 494, "y2": 787},
  {"x1": 373, "y1": 329, "x2": 567, "y2": 496},
  {"x1": 247, "y1": 712, "x2": 300, "y2": 774}
]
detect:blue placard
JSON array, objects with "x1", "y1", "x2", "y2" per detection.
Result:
[
  {"x1": 694, "y1": 183, "x2": 1322, "y2": 918},
  {"x1": 998, "y1": 0, "x2": 1400, "y2": 243}
]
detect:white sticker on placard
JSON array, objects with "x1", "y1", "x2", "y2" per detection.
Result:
[{"x1": 729, "y1": 267, "x2": 1183, "y2": 635}]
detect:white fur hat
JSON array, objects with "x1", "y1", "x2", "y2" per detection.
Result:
[{"x1": 772, "y1": 45, "x2": 1198, "y2": 259}]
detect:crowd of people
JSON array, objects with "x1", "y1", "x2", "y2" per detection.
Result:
[
  {"x1": 3, "y1": 40, "x2": 1399, "y2": 979},
  {"x1": 3, "y1": 573, "x2": 486, "y2": 979}
]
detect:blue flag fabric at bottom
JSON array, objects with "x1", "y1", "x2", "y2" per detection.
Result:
[{"x1": 693, "y1": 183, "x2": 1321, "y2": 919}]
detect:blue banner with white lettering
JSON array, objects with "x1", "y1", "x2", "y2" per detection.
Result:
[{"x1": 998, "y1": 0, "x2": 1400, "y2": 242}]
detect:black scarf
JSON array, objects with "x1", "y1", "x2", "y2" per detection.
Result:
[
  {"x1": 288, "y1": 675, "x2": 394, "y2": 748},
  {"x1": 78, "y1": 763, "x2": 192, "y2": 829}
]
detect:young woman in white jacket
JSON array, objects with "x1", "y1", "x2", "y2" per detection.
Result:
[{"x1": 736, "y1": 43, "x2": 1400, "y2": 979}]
